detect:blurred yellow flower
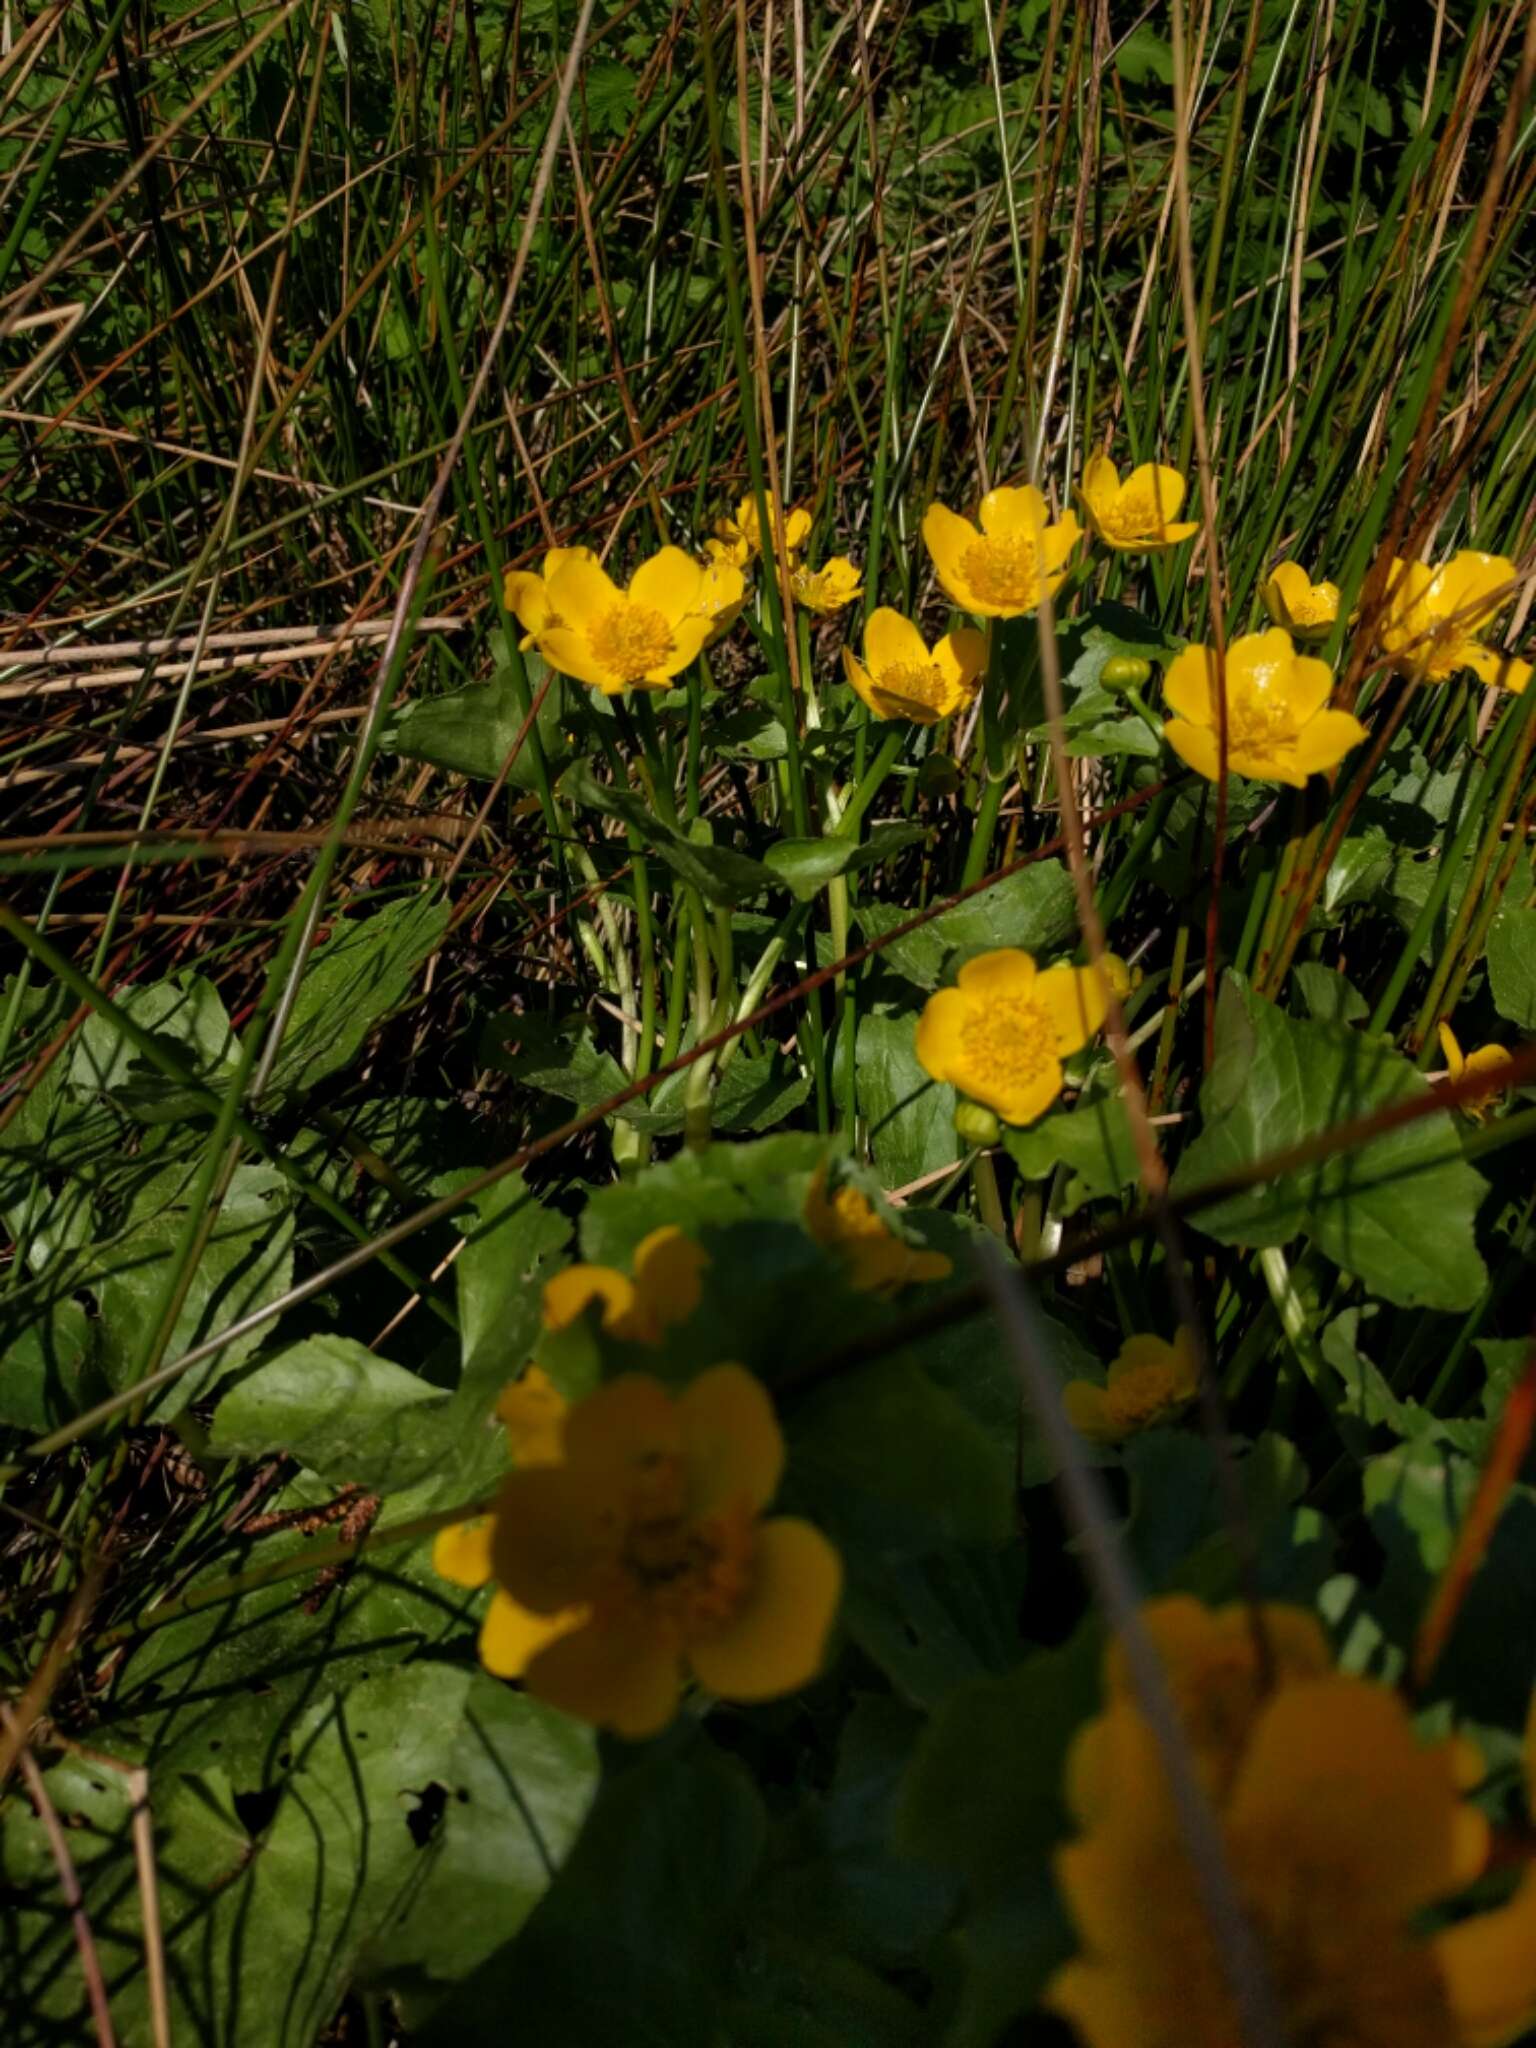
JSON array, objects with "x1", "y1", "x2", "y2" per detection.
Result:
[
  {"x1": 1061, "y1": 1328, "x2": 1200, "y2": 1445},
  {"x1": 841, "y1": 608, "x2": 986, "y2": 724},
  {"x1": 691, "y1": 551, "x2": 748, "y2": 646},
  {"x1": 915, "y1": 948, "x2": 1111, "y2": 1127},
  {"x1": 791, "y1": 554, "x2": 863, "y2": 614},
  {"x1": 542, "y1": 1224, "x2": 707, "y2": 1346},
  {"x1": 1047, "y1": 1662, "x2": 1536, "y2": 2048},
  {"x1": 1162, "y1": 627, "x2": 1367, "y2": 787},
  {"x1": 1438, "y1": 1021, "x2": 1513, "y2": 1122},
  {"x1": 1066, "y1": 1596, "x2": 1333, "y2": 1813},
  {"x1": 482, "y1": 1366, "x2": 842, "y2": 1737},
  {"x1": 503, "y1": 546, "x2": 596, "y2": 650},
  {"x1": 432, "y1": 1366, "x2": 583, "y2": 1681},
  {"x1": 1078, "y1": 455, "x2": 1200, "y2": 553},
  {"x1": 1379, "y1": 552, "x2": 1530, "y2": 692},
  {"x1": 923, "y1": 486, "x2": 1081, "y2": 617},
  {"x1": 1261, "y1": 561, "x2": 1341, "y2": 641},
  {"x1": 535, "y1": 546, "x2": 712, "y2": 694},
  {"x1": 712, "y1": 495, "x2": 812, "y2": 568},
  {"x1": 803, "y1": 1163, "x2": 953, "y2": 1295}
]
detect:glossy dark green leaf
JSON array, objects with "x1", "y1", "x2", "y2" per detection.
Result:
[
  {"x1": 1487, "y1": 907, "x2": 1536, "y2": 1030},
  {"x1": 855, "y1": 1007, "x2": 955, "y2": 1189},
  {"x1": 857, "y1": 859, "x2": 1077, "y2": 991}
]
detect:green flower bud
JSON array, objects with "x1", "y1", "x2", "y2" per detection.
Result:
[
  {"x1": 954, "y1": 1100, "x2": 1002, "y2": 1148},
  {"x1": 1101, "y1": 654, "x2": 1152, "y2": 691}
]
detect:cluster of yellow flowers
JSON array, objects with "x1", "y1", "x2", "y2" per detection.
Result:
[
  {"x1": 501, "y1": 459, "x2": 1526, "y2": 802},
  {"x1": 1048, "y1": 1595, "x2": 1536, "y2": 2048},
  {"x1": 434, "y1": 1172, "x2": 953, "y2": 1736}
]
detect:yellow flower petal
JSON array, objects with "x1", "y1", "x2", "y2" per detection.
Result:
[
  {"x1": 1122, "y1": 461, "x2": 1189, "y2": 524},
  {"x1": 935, "y1": 626, "x2": 987, "y2": 698},
  {"x1": 1436, "y1": 1868, "x2": 1536, "y2": 2048},
  {"x1": 433, "y1": 1514, "x2": 496, "y2": 1589},
  {"x1": 496, "y1": 1366, "x2": 568, "y2": 1467},
  {"x1": 536, "y1": 624, "x2": 615, "y2": 690},
  {"x1": 1062, "y1": 1379, "x2": 1120, "y2": 1442},
  {"x1": 1163, "y1": 716, "x2": 1222, "y2": 782},
  {"x1": 978, "y1": 483, "x2": 1050, "y2": 537},
  {"x1": 523, "y1": 1610, "x2": 685, "y2": 1739},
  {"x1": 922, "y1": 501, "x2": 984, "y2": 611},
  {"x1": 542, "y1": 1263, "x2": 640, "y2": 1336},
  {"x1": 1079, "y1": 453, "x2": 1121, "y2": 519},
  {"x1": 545, "y1": 553, "x2": 622, "y2": 629},
  {"x1": 678, "y1": 1363, "x2": 784, "y2": 1515},
  {"x1": 864, "y1": 606, "x2": 929, "y2": 674},
  {"x1": 503, "y1": 568, "x2": 550, "y2": 635},
  {"x1": 1227, "y1": 1676, "x2": 1466, "y2": 1920},
  {"x1": 1289, "y1": 708, "x2": 1369, "y2": 775},
  {"x1": 1161, "y1": 645, "x2": 1214, "y2": 725},
  {"x1": 1438, "y1": 1020, "x2": 1466, "y2": 1079},
  {"x1": 628, "y1": 544, "x2": 703, "y2": 625},
  {"x1": 841, "y1": 644, "x2": 884, "y2": 718},
  {"x1": 491, "y1": 1461, "x2": 615, "y2": 1614},
  {"x1": 913, "y1": 985, "x2": 969, "y2": 1084},
  {"x1": 1045, "y1": 1958, "x2": 1149, "y2": 2048},
  {"x1": 1031, "y1": 960, "x2": 1111, "y2": 1055},
  {"x1": 652, "y1": 612, "x2": 711, "y2": 680},
  {"x1": 562, "y1": 1371, "x2": 681, "y2": 1476},
  {"x1": 633, "y1": 1225, "x2": 707, "y2": 1331},
  {"x1": 479, "y1": 1585, "x2": 586, "y2": 1680},
  {"x1": 688, "y1": 1516, "x2": 842, "y2": 1702},
  {"x1": 954, "y1": 947, "x2": 1039, "y2": 1000}
]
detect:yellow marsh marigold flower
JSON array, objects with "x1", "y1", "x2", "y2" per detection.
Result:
[
  {"x1": 541, "y1": 1224, "x2": 706, "y2": 1346},
  {"x1": 1045, "y1": 1671, "x2": 1536, "y2": 2048},
  {"x1": 803, "y1": 1163, "x2": 954, "y2": 1296},
  {"x1": 1379, "y1": 552, "x2": 1531, "y2": 692},
  {"x1": 915, "y1": 948, "x2": 1111, "y2": 1127},
  {"x1": 1066, "y1": 1595, "x2": 1333, "y2": 1814},
  {"x1": 790, "y1": 554, "x2": 863, "y2": 615},
  {"x1": 1162, "y1": 627, "x2": 1367, "y2": 787},
  {"x1": 1078, "y1": 455, "x2": 1200, "y2": 553},
  {"x1": 923, "y1": 486, "x2": 1081, "y2": 618},
  {"x1": 841, "y1": 608, "x2": 986, "y2": 724},
  {"x1": 502, "y1": 546, "x2": 596, "y2": 650},
  {"x1": 1061, "y1": 1327, "x2": 1200, "y2": 1445},
  {"x1": 712, "y1": 495, "x2": 812, "y2": 568},
  {"x1": 485, "y1": 1366, "x2": 842, "y2": 1738},
  {"x1": 1261, "y1": 560, "x2": 1342, "y2": 641},
  {"x1": 535, "y1": 546, "x2": 712, "y2": 695},
  {"x1": 1438, "y1": 1020, "x2": 1513, "y2": 1123},
  {"x1": 690, "y1": 552, "x2": 748, "y2": 646},
  {"x1": 433, "y1": 1367, "x2": 583, "y2": 1680}
]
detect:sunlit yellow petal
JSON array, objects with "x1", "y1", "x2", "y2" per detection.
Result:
[
  {"x1": 842, "y1": 644, "x2": 882, "y2": 717},
  {"x1": 678, "y1": 1364, "x2": 784, "y2": 1515},
  {"x1": 545, "y1": 553, "x2": 622, "y2": 629},
  {"x1": 1123, "y1": 462, "x2": 1188, "y2": 525},
  {"x1": 628, "y1": 544, "x2": 703, "y2": 625},
  {"x1": 1163, "y1": 716, "x2": 1221, "y2": 782},
  {"x1": 688, "y1": 1516, "x2": 841, "y2": 1701},
  {"x1": 537, "y1": 624, "x2": 616, "y2": 690},
  {"x1": 864, "y1": 606, "x2": 930, "y2": 674},
  {"x1": 954, "y1": 947, "x2": 1039, "y2": 1000},
  {"x1": 503, "y1": 568, "x2": 550, "y2": 634},
  {"x1": 914, "y1": 985, "x2": 970, "y2": 1084},
  {"x1": 978, "y1": 484, "x2": 1049, "y2": 537},
  {"x1": 433, "y1": 1515, "x2": 496, "y2": 1589},
  {"x1": 1438, "y1": 1020, "x2": 1466, "y2": 1079},
  {"x1": 935, "y1": 626, "x2": 988, "y2": 698},
  {"x1": 1289, "y1": 708, "x2": 1368, "y2": 775},
  {"x1": 1079, "y1": 454, "x2": 1121, "y2": 520},
  {"x1": 542, "y1": 1263, "x2": 638, "y2": 1335},
  {"x1": 922, "y1": 501, "x2": 983, "y2": 610},
  {"x1": 1161, "y1": 645, "x2": 1214, "y2": 725},
  {"x1": 479, "y1": 1585, "x2": 586, "y2": 1679},
  {"x1": 1031, "y1": 960, "x2": 1111, "y2": 1055}
]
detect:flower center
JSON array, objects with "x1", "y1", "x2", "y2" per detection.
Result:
[
  {"x1": 588, "y1": 601, "x2": 675, "y2": 681},
  {"x1": 957, "y1": 996, "x2": 1054, "y2": 1090},
  {"x1": 1105, "y1": 1362, "x2": 1183, "y2": 1434},
  {"x1": 1103, "y1": 485, "x2": 1168, "y2": 540},
  {"x1": 1225, "y1": 691, "x2": 1298, "y2": 756},
  {"x1": 600, "y1": 1453, "x2": 756, "y2": 1642},
  {"x1": 960, "y1": 534, "x2": 1044, "y2": 608},
  {"x1": 874, "y1": 660, "x2": 948, "y2": 711}
]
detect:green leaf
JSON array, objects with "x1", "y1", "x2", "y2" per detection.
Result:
[
  {"x1": 95, "y1": 1161, "x2": 296, "y2": 1416},
  {"x1": 265, "y1": 892, "x2": 450, "y2": 1100},
  {"x1": 855, "y1": 1008, "x2": 955, "y2": 1189},
  {"x1": 209, "y1": 1334, "x2": 447, "y2": 1490},
  {"x1": 0, "y1": 1297, "x2": 98, "y2": 1430},
  {"x1": 621, "y1": 1048, "x2": 811, "y2": 1135},
  {"x1": 1488, "y1": 907, "x2": 1536, "y2": 1029},
  {"x1": 9, "y1": 1665, "x2": 596, "y2": 2045},
  {"x1": 1172, "y1": 972, "x2": 1488, "y2": 1309},
  {"x1": 560, "y1": 760, "x2": 773, "y2": 905},
  {"x1": 1290, "y1": 962, "x2": 1369, "y2": 1025},
  {"x1": 763, "y1": 822, "x2": 926, "y2": 901},
  {"x1": 1003, "y1": 1092, "x2": 1140, "y2": 1213},
  {"x1": 450, "y1": 1169, "x2": 572, "y2": 1404},
  {"x1": 421, "y1": 1750, "x2": 766, "y2": 2048},
  {"x1": 479, "y1": 1010, "x2": 627, "y2": 1110},
  {"x1": 856, "y1": 860, "x2": 1077, "y2": 990},
  {"x1": 384, "y1": 653, "x2": 569, "y2": 789},
  {"x1": 576, "y1": 1133, "x2": 827, "y2": 1267}
]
